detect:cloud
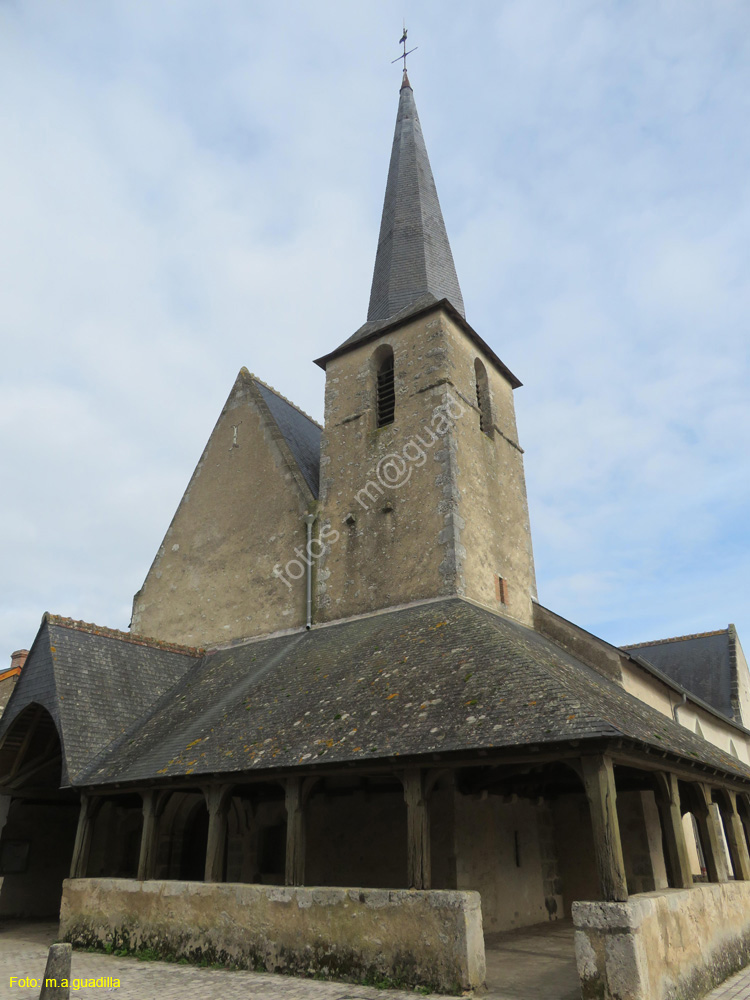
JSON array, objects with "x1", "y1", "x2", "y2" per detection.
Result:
[{"x1": 0, "y1": 0, "x2": 749, "y2": 659}]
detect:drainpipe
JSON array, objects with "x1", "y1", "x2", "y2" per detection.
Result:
[
  {"x1": 302, "y1": 513, "x2": 316, "y2": 630},
  {"x1": 673, "y1": 691, "x2": 687, "y2": 723}
]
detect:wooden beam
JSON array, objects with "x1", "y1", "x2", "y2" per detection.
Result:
[
  {"x1": 692, "y1": 784, "x2": 729, "y2": 883},
  {"x1": 609, "y1": 748, "x2": 750, "y2": 794},
  {"x1": 6, "y1": 753, "x2": 62, "y2": 791},
  {"x1": 8, "y1": 706, "x2": 44, "y2": 780},
  {"x1": 137, "y1": 790, "x2": 158, "y2": 881},
  {"x1": 285, "y1": 777, "x2": 306, "y2": 887},
  {"x1": 403, "y1": 768, "x2": 431, "y2": 890},
  {"x1": 581, "y1": 755, "x2": 628, "y2": 902},
  {"x1": 653, "y1": 772, "x2": 692, "y2": 889},
  {"x1": 204, "y1": 786, "x2": 230, "y2": 883},
  {"x1": 69, "y1": 794, "x2": 97, "y2": 879},
  {"x1": 720, "y1": 791, "x2": 750, "y2": 881}
]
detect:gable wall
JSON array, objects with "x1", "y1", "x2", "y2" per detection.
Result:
[
  {"x1": 132, "y1": 372, "x2": 314, "y2": 647},
  {"x1": 731, "y1": 630, "x2": 750, "y2": 726},
  {"x1": 621, "y1": 659, "x2": 750, "y2": 763}
]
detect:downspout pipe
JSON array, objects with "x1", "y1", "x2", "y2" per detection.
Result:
[{"x1": 302, "y1": 513, "x2": 316, "y2": 630}]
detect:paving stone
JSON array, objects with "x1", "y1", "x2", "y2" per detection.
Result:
[
  {"x1": 0, "y1": 918, "x2": 582, "y2": 1000},
  {"x1": 704, "y1": 966, "x2": 750, "y2": 1000},
  {"x1": 0, "y1": 921, "x2": 434, "y2": 1000}
]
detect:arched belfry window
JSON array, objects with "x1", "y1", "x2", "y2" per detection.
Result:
[
  {"x1": 475, "y1": 358, "x2": 492, "y2": 436},
  {"x1": 374, "y1": 346, "x2": 395, "y2": 427}
]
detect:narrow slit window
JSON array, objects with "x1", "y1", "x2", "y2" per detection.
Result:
[
  {"x1": 376, "y1": 349, "x2": 395, "y2": 427},
  {"x1": 495, "y1": 575, "x2": 509, "y2": 605},
  {"x1": 474, "y1": 358, "x2": 492, "y2": 436}
]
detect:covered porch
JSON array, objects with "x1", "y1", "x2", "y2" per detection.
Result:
[{"x1": 51, "y1": 744, "x2": 750, "y2": 997}]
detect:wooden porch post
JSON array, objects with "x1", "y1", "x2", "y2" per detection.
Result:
[
  {"x1": 403, "y1": 768, "x2": 431, "y2": 890},
  {"x1": 580, "y1": 755, "x2": 628, "y2": 901},
  {"x1": 69, "y1": 794, "x2": 97, "y2": 878},
  {"x1": 719, "y1": 790, "x2": 750, "y2": 881},
  {"x1": 653, "y1": 772, "x2": 693, "y2": 889},
  {"x1": 285, "y1": 777, "x2": 306, "y2": 886},
  {"x1": 137, "y1": 790, "x2": 158, "y2": 881},
  {"x1": 693, "y1": 784, "x2": 729, "y2": 883},
  {"x1": 204, "y1": 786, "x2": 230, "y2": 883}
]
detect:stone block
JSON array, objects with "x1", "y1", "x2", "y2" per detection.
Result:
[
  {"x1": 573, "y1": 883, "x2": 750, "y2": 999},
  {"x1": 39, "y1": 943, "x2": 71, "y2": 999},
  {"x1": 59, "y1": 877, "x2": 485, "y2": 993}
]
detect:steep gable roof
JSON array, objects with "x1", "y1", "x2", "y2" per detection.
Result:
[
  {"x1": 624, "y1": 629, "x2": 734, "y2": 720},
  {"x1": 252, "y1": 377, "x2": 321, "y2": 497},
  {"x1": 0, "y1": 615, "x2": 200, "y2": 785}
]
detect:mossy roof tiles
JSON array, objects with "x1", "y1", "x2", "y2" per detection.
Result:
[{"x1": 75, "y1": 598, "x2": 750, "y2": 787}]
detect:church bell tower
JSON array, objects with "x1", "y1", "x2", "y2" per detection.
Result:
[{"x1": 314, "y1": 72, "x2": 537, "y2": 626}]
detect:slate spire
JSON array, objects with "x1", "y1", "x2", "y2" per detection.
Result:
[{"x1": 367, "y1": 72, "x2": 465, "y2": 324}]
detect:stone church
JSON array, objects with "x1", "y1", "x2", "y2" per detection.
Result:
[{"x1": 3, "y1": 71, "x2": 750, "y2": 1000}]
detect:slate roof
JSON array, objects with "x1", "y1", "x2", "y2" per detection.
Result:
[
  {"x1": 78, "y1": 598, "x2": 750, "y2": 788},
  {"x1": 624, "y1": 630, "x2": 735, "y2": 720},
  {"x1": 313, "y1": 78, "x2": 520, "y2": 385},
  {"x1": 0, "y1": 616, "x2": 200, "y2": 785},
  {"x1": 355, "y1": 72, "x2": 465, "y2": 330},
  {"x1": 252, "y1": 377, "x2": 322, "y2": 497}
]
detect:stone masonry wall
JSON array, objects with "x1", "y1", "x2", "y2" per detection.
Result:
[
  {"x1": 317, "y1": 307, "x2": 536, "y2": 627},
  {"x1": 131, "y1": 370, "x2": 314, "y2": 647},
  {"x1": 60, "y1": 878, "x2": 486, "y2": 992},
  {"x1": 573, "y1": 882, "x2": 750, "y2": 1000}
]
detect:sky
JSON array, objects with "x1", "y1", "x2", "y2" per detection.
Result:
[{"x1": 1, "y1": 0, "x2": 749, "y2": 660}]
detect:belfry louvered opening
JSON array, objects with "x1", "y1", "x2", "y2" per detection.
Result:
[
  {"x1": 474, "y1": 358, "x2": 492, "y2": 436},
  {"x1": 376, "y1": 347, "x2": 395, "y2": 427}
]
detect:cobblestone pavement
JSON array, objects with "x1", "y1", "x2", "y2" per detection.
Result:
[
  {"x1": 706, "y1": 966, "x2": 750, "y2": 999},
  {"x1": 7, "y1": 918, "x2": 750, "y2": 1000},
  {"x1": 0, "y1": 921, "x2": 440, "y2": 1000},
  {"x1": 1, "y1": 919, "x2": 578, "y2": 1000}
]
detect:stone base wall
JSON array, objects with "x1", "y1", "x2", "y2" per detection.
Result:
[
  {"x1": 60, "y1": 878, "x2": 485, "y2": 993},
  {"x1": 573, "y1": 882, "x2": 750, "y2": 1000}
]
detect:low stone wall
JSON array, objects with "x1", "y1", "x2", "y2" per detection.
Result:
[
  {"x1": 573, "y1": 882, "x2": 750, "y2": 1000},
  {"x1": 60, "y1": 878, "x2": 485, "y2": 992}
]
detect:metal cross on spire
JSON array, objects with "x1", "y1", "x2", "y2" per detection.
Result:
[{"x1": 391, "y1": 23, "x2": 417, "y2": 73}]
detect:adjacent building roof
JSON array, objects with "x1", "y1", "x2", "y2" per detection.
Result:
[
  {"x1": 74, "y1": 598, "x2": 750, "y2": 788},
  {"x1": 624, "y1": 629, "x2": 736, "y2": 721}
]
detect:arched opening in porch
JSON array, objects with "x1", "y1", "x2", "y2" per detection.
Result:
[
  {"x1": 679, "y1": 780, "x2": 731, "y2": 883},
  {"x1": 87, "y1": 794, "x2": 143, "y2": 878},
  {"x1": 151, "y1": 789, "x2": 208, "y2": 881},
  {"x1": 450, "y1": 760, "x2": 600, "y2": 931},
  {"x1": 610, "y1": 765, "x2": 670, "y2": 892},
  {"x1": 0, "y1": 703, "x2": 78, "y2": 917},
  {"x1": 305, "y1": 774, "x2": 407, "y2": 888},
  {"x1": 224, "y1": 782, "x2": 286, "y2": 884}
]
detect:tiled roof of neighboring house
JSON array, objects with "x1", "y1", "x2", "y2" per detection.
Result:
[
  {"x1": 0, "y1": 617, "x2": 201, "y2": 784},
  {"x1": 623, "y1": 629, "x2": 734, "y2": 720},
  {"x1": 252, "y1": 377, "x2": 322, "y2": 498},
  {"x1": 79, "y1": 599, "x2": 750, "y2": 787}
]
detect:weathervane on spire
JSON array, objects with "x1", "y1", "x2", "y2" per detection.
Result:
[{"x1": 391, "y1": 23, "x2": 417, "y2": 73}]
